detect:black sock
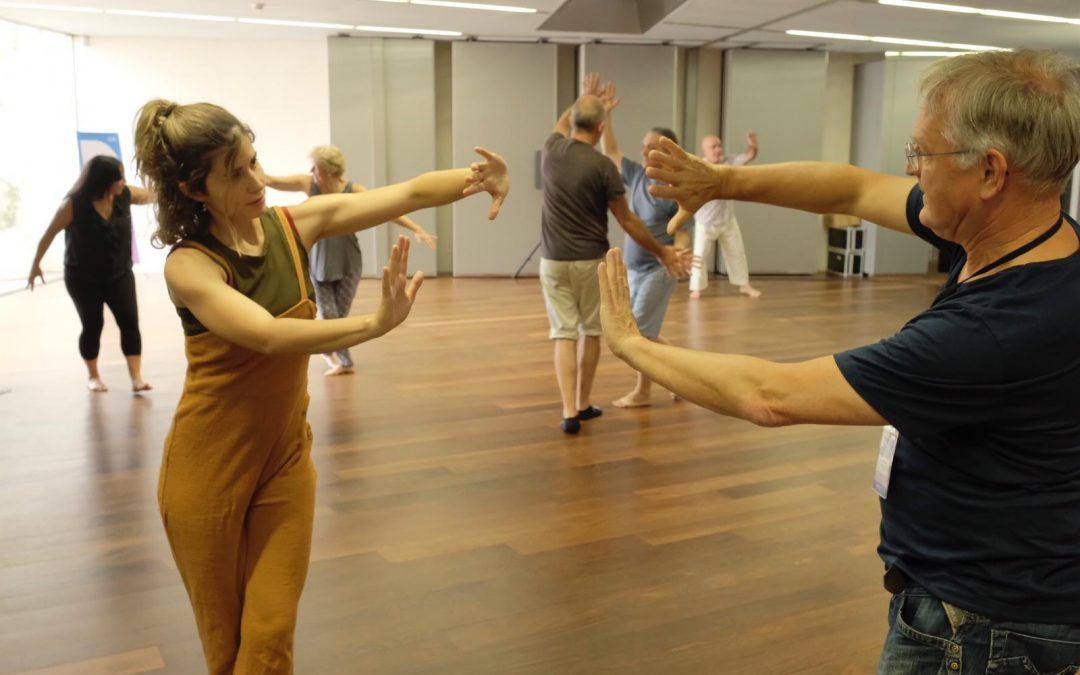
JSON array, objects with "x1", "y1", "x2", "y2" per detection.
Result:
[
  {"x1": 578, "y1": 405, "x2": 603, "y2": 421},
  {"x1": 561, "y1": 416, "x2": 581, "y2": 434}
]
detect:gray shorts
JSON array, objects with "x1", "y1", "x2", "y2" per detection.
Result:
[{"x1": 628, "y1": 264, "x2": 676, "y2": 339}]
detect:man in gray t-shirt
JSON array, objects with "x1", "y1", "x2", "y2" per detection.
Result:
[{"x1": 539, "y1": 75, "x2": 686, "y2": 435}]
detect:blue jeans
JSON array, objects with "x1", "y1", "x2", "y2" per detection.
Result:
[
  {"x1": 879, "y1": 586, "x2": 1080, "y2": 674},
  {"x1": 627, "y1": 264, "x2": 676, "y2": 340}
]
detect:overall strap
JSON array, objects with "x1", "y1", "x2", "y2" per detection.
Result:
[{"x1": 274, "y1": 206, "x2": 312, "y2": 300}]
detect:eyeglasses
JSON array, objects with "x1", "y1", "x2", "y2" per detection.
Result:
[{"x1": 904, "y1": 141, "x2": 973, "y2": 173}]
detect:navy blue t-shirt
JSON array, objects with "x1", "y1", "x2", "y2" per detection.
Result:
[{"x1": 835, "y1": 185, "x2": 1080, "y2": 623}]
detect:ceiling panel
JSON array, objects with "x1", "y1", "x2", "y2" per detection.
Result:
[
  {"x1": 643, "y1": 21, "x2": 736, "y2": 41},
  {"x1": 668, "y1": 0, "x2": 838, "y2": 28},
  {"x1": 775, "y1": 1, "x2": 1080, "y2": 50},
  {"x1": 706, "y1": 28, "x2": 826, "y2": 46},
  {"x1": 1, "y1": 0, "x2": 1078, "y2": 52}
]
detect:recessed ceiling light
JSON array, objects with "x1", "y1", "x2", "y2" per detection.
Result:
[
  {"x1": 106, "y1": 9, "x2": 234, "y2": 22},
  {"x1": 238, "y1": 18, "x2": 353, "y2": 29},
  {"x1": 878, "y1": 0, "x2": 1080, "y2": 25},
  {"x1": 785, "y1": 29, "x2": 1005, "y2": 51},
  {"x1": 354, "y1": 25, "x2": 463, "y2": 36},
  {"x1": 0, "y1": 2, "x2": 102, "y2": 12}
]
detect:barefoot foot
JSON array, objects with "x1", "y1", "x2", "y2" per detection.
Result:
[
  {"x1": 739, "y1": 284, "x2": 762, "y2": 298},
  {"x1": 613, "y1": 392, "x2": 651, "y2": 408},
  {"x1": 689, "y1": 291, "x2": 702, "y2": 299},
  {"x1": 87, "y1": 378, "x2": 108, "y2": 393},
  {"x1": 132, "y1": 380, "x2": 152, "y2": 392},
  {"x1": 324, "y1": 365, "x2": 355, "y2": 377}
]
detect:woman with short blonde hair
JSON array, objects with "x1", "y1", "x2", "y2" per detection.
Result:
[{"x1": 265, "y1": 144, "x2": 438, "y2": 375}]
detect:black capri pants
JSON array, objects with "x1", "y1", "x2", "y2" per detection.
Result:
[{"x1": 64, "y1": 269, "x2": 142, "y2": 361}]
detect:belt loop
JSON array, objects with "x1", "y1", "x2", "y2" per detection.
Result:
[{"x1": 883, "y1": 566, "x2": 908, "y2": 594}]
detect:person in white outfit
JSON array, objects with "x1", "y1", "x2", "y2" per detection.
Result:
[{"x1": 683, "y1": 132, "x2": 761, "y2": 299}]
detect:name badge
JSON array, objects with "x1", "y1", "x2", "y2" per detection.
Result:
[{"x1": 873, "y1": 425, "x2": 899, "y2": 499}]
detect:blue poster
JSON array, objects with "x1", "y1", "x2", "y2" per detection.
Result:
[{"x1": 77, "y1": 131, "x2": 122, "y2": 165}]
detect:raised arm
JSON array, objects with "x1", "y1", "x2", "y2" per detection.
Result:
[
  {"x1": 27, "y1": 199, "x2": 73, "y2": 290},
  {"x1": 598, "y1": 81, "x2": 624, "y2": 171},
  {"x1": 598, "y1": 249, "x2": 885, "y2": 426},
  {"x1": 554, "y1": 105, "x2": 572, "y2": 138},
  {"x1": 350, "y1": 183, "x2": 437, "y2": 250},
  {"x1": 263, "y1": 173, "x2": 313, "y2": 194},
  {"x1": 609, "y1": 196, "x2": 690, "y2": 278},
  {"x1": 646, "y1": 137, "x2": 916, "y2": 234},
  {"x1": 166, "y1": 235, "x2": 422, "y2": 355},
  {"x1": 287, "y1": 147, "x2": 508, "y2": 251},
  {"x1": 129, "y1": 185, "x2": 157, "y2": 205},
  {"x1": 665, "y1": 207, "x2": 693, "y2": 236},
  {"x1": 734, "y1": 131, "x2": 758, "y2": 165}
]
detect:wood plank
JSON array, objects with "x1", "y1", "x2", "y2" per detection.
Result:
[
  {"x1": 14, "y1": 648, "x2": 164, "y2": 675},
  {"x1": 0, "y1": 273, "x2": 943, "y2": 673}
]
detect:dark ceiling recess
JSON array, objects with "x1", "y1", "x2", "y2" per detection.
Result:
[{"x1": 540, "y1": 0, "x2": 691, "y2": 34}]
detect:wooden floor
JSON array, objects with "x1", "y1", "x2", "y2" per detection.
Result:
[{"x1": 0, "y1": 271, "x2": 947, "y2": 674}]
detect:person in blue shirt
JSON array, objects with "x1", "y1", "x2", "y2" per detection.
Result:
[
  {"x1": 599, "y1": 49, "x2": 1080, "y2": 673},
  {"x1": 596, "y1": 79, "x2": 691, "y2": 409}
]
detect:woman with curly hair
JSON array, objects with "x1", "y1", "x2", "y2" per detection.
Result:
[{"x1": 134, "y1": 99, "x2": 508, "y2": 674}]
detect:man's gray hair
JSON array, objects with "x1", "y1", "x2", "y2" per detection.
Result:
[
  {"x1": 920, "y1": 49, "x2": 1080, "y2": 195},
  {"x1": 572, "y1": 96, "x2": 605, "y2": 132}
]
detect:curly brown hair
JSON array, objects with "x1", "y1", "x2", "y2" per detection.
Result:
[{"x1": 133, "y1": 100, "x2": 254, "y2": 247}]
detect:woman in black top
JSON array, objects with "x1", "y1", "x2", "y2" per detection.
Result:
[{"x1": 27, "y1": 155, "x2": 156, "y2": 392}]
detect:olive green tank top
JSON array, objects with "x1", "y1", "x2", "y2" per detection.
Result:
[{"x1": 173, "y1": 207, "x2": 315, "y2": 336}]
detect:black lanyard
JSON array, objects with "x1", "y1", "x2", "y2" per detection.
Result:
[{"x1": 934, "y1": 215, "x2": 1064, "y2": 306}]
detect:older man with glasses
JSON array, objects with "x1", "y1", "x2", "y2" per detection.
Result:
[{"x1": 598, "y1": 49, "x2": 1080, "y2": 673}]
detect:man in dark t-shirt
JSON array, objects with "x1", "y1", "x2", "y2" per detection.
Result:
[
  {"x1": 594, "y1": 49, "x2": 1080, "y2": 672},
  {"x1": 539, "y1": 75, "x2": 686, "y2": 435}
]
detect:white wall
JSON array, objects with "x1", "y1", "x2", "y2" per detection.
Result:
[
  {"x1": 724, "y1": 50, "x2": 829, "y2": 274},
  {"x1": 852, "y1": 57, "x2": 935, "y2": 275},
  {"x1": 452, "y1": 42, "x2": 557, "y2": 276},
  {"x1": 852, "y1": 60, "x2": 885, "y2": 276},
  {"x1": 72, "y1": 36, "x2": 329, "y2": 272},
  {"x1": 0, "y1": 20, "x2": 79, "y2": 290},
  {"x1": 579, "y1": 44, "x2": 681, "y2": 249},
  {"x1": 328, "y1": 37, "x2": 437, "y2": 278},
  {"x1": 690, "y1": 48, "x2": 723, "y2": 145}
]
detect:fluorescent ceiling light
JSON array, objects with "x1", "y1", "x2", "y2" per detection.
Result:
[
  {"x1": 368, "y1": 0, "x2": 535, "y2": 11},
  {"x1": 786, "y1": 29, "x2": 871, "y2": 41},
  {"x1": 885, "y1": 50, "x2": 975, "y2": 56},
  {"x1": 785, "y1": 29, "x2": 1005, "y2": 51},
  {"x1": 238, "y1": 18, "x2": 352, "y2": 29},
  {"x1": 411, "y1": 0, "x2": 536, "y2": 12},
  {"x1": 879, "y1": 0, "x2": 976, "y2": 13},
  {"x1": 106, "y1": 9, "x2": 234, "y2": 22},
  {"x1": 879, "y1": 0, "x2": 1080, "y2": 25},
  {"x1": 0, "y1": 2, "x2": 102, "y2": 12},
  {"x1": 354, "y1": 25, "x2": 462, "y2": 36},
  {"x1": 980, "y1": 9, "x2": 1078, "y2": 24}
]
